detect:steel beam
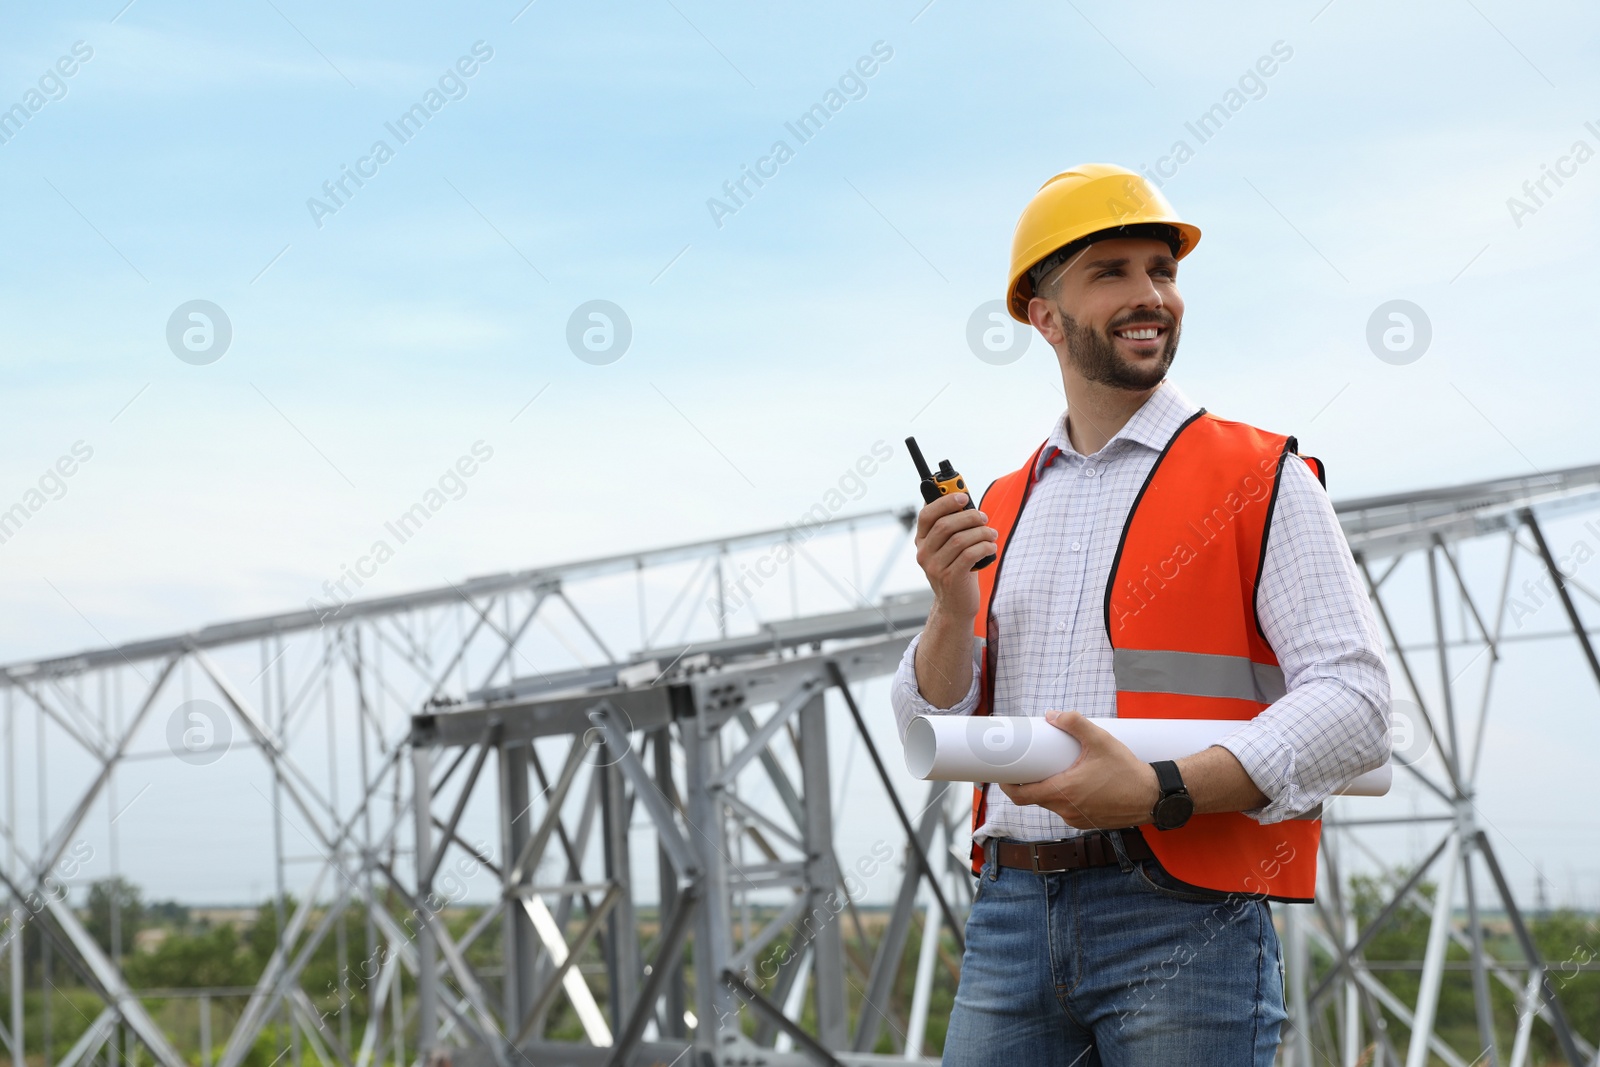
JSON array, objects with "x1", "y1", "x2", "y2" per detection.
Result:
[
  {"x1": 723, "y1": 970, "x2": 846, "y2": 1067},
  {"x1": 852, "y1": 781, "x2": 947, "y2": 1054},
  {"x1": 796, "y1": 692, "x2": 848, "y2": 1049},
  {"x1": 683, "y1": 703, "x2": 735, "y2": 1054},
  {"x1": 650, "y1": 729, "x2": 689, "y2": 1040},
  {"x1": 826, "y1": 662, "x2": 964, "y2": 954},
  {"x1": 1522, "y1": 508, "x2": 1600, "y2": 692},
  {"x1": 600, "y1": 753, "x2": 640, "y2": 1035},
  {"x1": 1475, "y1": 831, "x2": 1585, "y2": 1065},
  {"x1": 499, "y1": 741, "x2": 538, "y2": 1044},
  {"x1": 1, "y1": 512, "x2": 912, "y2": 682},
  {"x1": 602, "y1": 883, "x2": 701, "y2": 1067},
  {"x1": 412, "y1": 746, "x2": 439, "y2": 1065}
]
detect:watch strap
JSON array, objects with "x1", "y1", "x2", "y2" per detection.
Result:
[{"x1": 1151, "y1": 759, "x2": 1185, "y2": 797}]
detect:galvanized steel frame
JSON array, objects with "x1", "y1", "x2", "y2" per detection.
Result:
[{"x1": 5, "y1": 462, "x2": 1600, "y2": 1066}]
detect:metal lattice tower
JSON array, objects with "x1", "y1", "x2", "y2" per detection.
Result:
[{"x1": 3, "y1": 462, "x2": 1600, "y2": 1067}]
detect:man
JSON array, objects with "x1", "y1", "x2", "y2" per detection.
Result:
[{"x1": 890, "y1": 163, "x2": 1392, "y2": 1063}]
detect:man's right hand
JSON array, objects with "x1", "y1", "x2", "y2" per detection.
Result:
[{"x1": 914, "y1": 491, "x2": 999, "y2": 621}]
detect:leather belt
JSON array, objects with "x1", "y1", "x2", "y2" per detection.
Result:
[{"x1": 991, "y1": 829, "x2": 1153, "y2": 873}]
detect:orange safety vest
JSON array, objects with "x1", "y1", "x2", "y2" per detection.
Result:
[{"x1": 967, "y1": 408, "x2": 1328, "y2": 902}]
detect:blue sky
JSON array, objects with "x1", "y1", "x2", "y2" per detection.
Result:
[{"x1": 3, "y1": 0, "x2": 1600, "y2": 904}]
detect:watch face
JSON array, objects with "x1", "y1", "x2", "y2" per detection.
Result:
[{"x1": 1155, "y1": 793, "x2": 1195, "y2": 830}]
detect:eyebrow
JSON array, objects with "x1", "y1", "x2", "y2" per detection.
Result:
[{"x1": 1081, "y1": 254, "x2": 1179, "y2": 272}]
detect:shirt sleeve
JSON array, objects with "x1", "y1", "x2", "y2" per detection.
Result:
[
  {"x1": 890, "y1": 630, "x2": 982, "y2": 743},
  {"x1": 1215, "y1": 453, "x2": 1394, "y2": 823}
]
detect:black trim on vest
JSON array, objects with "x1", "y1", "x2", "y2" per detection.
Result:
[
  {"x1": 1251, "y1": 437, "x2": 1296, "y2": 645},
  {"x1": 970, "y1": 441, "x2": 1050, "y2": 842},
  {"x1": 977, "y1": 441, "x2": 1050, "y2": 716},
  {"x1": 1101, "y1": 408, "x2": 1208, "y2": 644},
  {"x1": 1285, "y1": 435, "x2": 1328, "y2": 487}
]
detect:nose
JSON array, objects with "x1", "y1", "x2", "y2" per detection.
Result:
[{"x1": 1131, "y1": 273, "x2": 1164, "y2": 310}]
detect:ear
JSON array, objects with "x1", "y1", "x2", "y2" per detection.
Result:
[{"x1": 1027, "y1": 294, "x2": 1065, "y2": 346}]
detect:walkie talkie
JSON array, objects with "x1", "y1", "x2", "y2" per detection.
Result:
[{"x1": 905, "y1": 437, "x2": 995, "y2": 571}]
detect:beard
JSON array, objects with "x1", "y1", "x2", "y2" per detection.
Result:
[{"x1": 1057, "y1": 307, "x2": 1180, "y2": 391}]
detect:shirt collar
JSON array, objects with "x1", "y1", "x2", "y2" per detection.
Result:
[{"x1": 1036, "y1": 378, "x2": 1202, "y2": 477}]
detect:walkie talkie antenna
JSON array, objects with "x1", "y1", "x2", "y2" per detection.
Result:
[
  {"x1": 905, "y1": 437, "x2": 935, "y2": 483},
  {"x1": 902, "y1": 435, "x2": 993, "y2": 569}
]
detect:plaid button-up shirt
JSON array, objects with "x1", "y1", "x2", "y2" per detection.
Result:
[{"x1": 891, "y1": 379, "x2": 1392, "y2": 844}]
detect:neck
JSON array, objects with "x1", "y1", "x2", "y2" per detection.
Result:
[{"x1": 1060, "y1": 369, "x2": 1162, "y2": 456}]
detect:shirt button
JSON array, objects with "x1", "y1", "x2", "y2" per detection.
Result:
[
  {"x1": 1083, "y1": 467, "x2": 1096, "y2": 477},
  {"x1": 1071, "y1": 541, "x2": 1082, "y2": 551},
  {"x1": 1058, "y1": 621, "x2": 1066, "y2": 630}
]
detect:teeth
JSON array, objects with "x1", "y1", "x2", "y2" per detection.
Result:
[{"x1": 1118, "y1": 327, "x2": 1159, "y2": 340}]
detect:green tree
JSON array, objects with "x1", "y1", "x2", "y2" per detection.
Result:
[
  {"x1": 242, "y1": 893, "x2": 298, "y2": 971},
  {"x1": 145, "y1": 899, "x2": 191, "y2": 926},
  {"x1": 83, "y1": 877, "x2": 144, "y2": 958},
  {"x1": 1530, "y1": 909, "x2": 1600, "y2": 1062},
  {"x1": 125, "y1": 924, "x2": 255, "y2": 990}
]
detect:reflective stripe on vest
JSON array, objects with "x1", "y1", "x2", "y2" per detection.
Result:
[
  {"x1": 1112, "y1": 649, "x2": 1287, "y2": 705},
  {"x1": 965, "y1": 409, "x2": 1327, "y2": 903}
]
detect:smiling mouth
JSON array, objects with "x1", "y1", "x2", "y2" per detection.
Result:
[{"x1": 1112, "y1": 323, "x2": 1167, "y2": 346}]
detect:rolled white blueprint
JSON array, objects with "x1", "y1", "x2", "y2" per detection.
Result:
[{"x1": 903, "y1": 714, "x2": 1391, "y2": 796}]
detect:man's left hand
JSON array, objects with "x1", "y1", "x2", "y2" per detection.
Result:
[{"x1": 998, "y1": 710, "x2": 1160, "y2": 830}]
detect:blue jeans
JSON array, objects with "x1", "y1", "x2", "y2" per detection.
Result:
[{"x1": 942, "y1": 838, "x2": 1286, "y2": 1065}]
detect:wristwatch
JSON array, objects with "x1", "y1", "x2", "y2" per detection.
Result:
[{"x1": 1149, "y1": 760, "x2": 1194, "y2": 831}]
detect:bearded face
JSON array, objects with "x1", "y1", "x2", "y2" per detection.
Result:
[{"x1": 1056, "y1": 304, "x2": 1181, "y2": 391}]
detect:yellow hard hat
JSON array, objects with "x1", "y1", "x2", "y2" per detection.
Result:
[{"x1": 1006, "y1": 163, "x2": 1201, "y2": 322}]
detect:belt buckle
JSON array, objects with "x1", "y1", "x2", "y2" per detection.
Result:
[{"x1": 1033, "y1": 840, "x2": 1079, "y2": 873}]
